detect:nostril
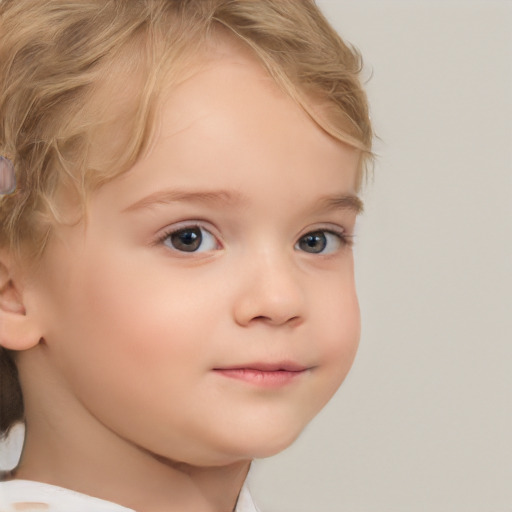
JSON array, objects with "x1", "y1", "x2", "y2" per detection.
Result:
[
  {"x1": 287, "y1": 316, "x2": 303, "y2": 327},
  {"x1": 250, "y1": 314, "x2": 302, "y2": 327}
]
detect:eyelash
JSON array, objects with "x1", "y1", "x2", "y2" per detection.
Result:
[
  {"x1": 154, "y1": 223, "x2": 354, "y2": 255},
  {"x1": 294, "y1": 229, "x2": 354, "y2": 255},
  {"x1": 155, "y1": 223, "x2": 221, "y2": 254}
]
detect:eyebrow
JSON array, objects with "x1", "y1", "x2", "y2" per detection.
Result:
[
  {"x1": 122, "y1": 188, "x2": 364, "y2": 215},
  {"x1": 122, "y1": 189, "x2": 245, "y2": 213},
  {"x1": 314, "y1": 194, "x2": 364, "y2": 215}
]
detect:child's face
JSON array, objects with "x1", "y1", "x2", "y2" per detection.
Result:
[{"x1": 29, "y1": 48, "x2": 362, "y2": 466}]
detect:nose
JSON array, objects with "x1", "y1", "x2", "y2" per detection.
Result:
[{"x1": 232, "y1": 250, "x2": 306, "y2": 328}]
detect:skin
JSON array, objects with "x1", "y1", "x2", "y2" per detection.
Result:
[{"x1": 2, "y1": 43, "x2": 362, "y2": 512}]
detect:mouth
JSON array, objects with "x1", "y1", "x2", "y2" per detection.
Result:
[{"x1": 212, "y1": 362, "x2": 311, "y2": 388}]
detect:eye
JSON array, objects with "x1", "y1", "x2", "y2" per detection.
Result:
[
  {"x1": 295, "y1": 230, "x2": 346, "y2": 254},
  {"x1": 161, "y1": 225, "x2": 219, "y2": 253}
]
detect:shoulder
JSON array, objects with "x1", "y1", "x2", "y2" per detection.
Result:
[{"x1": 0, "y1": 480, "x2": 135, "y2": 512}]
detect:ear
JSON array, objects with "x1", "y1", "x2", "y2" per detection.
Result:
[{"x1": 0, "y1": 254, "x2": 42, "y2": 351}]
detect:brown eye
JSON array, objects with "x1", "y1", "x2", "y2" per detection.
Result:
[
  {"x1": 162, "y1": 226, "x2": 219, "y2": 253},
  {"x1": 170, "y1": 227, "x2": 202, "y2": 252},
  {"x1": 295, "y1": 230, "x2": 345, "y2": 254},
  {"x1": 297, "y1": 231, "x2": 327, "y2": 253}
]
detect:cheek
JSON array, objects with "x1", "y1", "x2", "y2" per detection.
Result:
[
  {"x1": 42, "y1": 254, "x2": 215, "y2": 443},
  {"x1": 76, "y1": 258, "x2": 211, "y2": 364},
  {"x1": 325, "y1": 284, "x2": 360, "y2": 358},
  {"x1": 312, "y1": 269, "x2": 361, "y2": 393},
  {"x1": 43, "y1": 246, "x2": 214, "y2": 396}
]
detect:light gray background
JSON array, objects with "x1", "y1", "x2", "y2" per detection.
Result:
[
  {"x1": 1, "y1": 2, "x2": 511, "y2": 511},
  {"x1": 250, "y1": 1, "x2": 512, "y2": 511}
]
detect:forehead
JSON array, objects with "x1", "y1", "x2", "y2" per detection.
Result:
[
  {"x1": 154, "y1": 37, "x2": 308, "y2": 150},
  {"x1": 118, "y1": 66, "x2": 358, "y2": 204},
  {"x1": 158, "y1": 59, "x2": 310, "y2": 161},
  {"x1": 76, "y1": 37, "x2": 362, "y2": 227},
  {"x1": 83, "y1": 31, "x2": 361, "y2": 194}
]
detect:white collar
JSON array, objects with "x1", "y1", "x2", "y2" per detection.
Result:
[{"x1": 0, "y1": 479, "x2": 260, "y2": 512}]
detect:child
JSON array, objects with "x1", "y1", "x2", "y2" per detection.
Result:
[{"x1": 0, "y1": 0, "x2": 372, "y2": 510}]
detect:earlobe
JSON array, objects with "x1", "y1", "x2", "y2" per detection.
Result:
[{"x1": 0, "y1": 258, "x2": 42, "y2": 351}]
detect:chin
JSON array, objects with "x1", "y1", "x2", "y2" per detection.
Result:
[{"x1": 231, "y1": 420, "x2": 308, "y2": 461}]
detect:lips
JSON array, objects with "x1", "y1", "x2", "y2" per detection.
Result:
[
  {"x1": 213, "y1": 361, "x2": 310, "y2": 387},
  {"x1": 215, "y1": 360, "x2": 309, "y2": 372}
]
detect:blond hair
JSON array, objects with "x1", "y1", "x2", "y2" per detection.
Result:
[{"x1": 0, "y1": 0, "x2": 372, "y2": 437}]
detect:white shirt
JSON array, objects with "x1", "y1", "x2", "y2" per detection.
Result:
[{"x1": 0, "y1": 479, "x2": 260, "y2": 512}]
